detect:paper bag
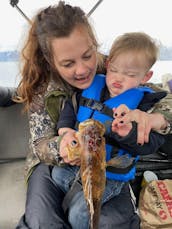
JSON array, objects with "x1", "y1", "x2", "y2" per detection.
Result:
[{"x1": 139, "y1": 179, "x2": 172, "y2": 229}]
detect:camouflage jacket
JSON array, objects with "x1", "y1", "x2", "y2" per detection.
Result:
[
  {"x1": 146, "y1": 83, "x2": 172, "y2": 121},
  {"x1": 24, "y1": 78, "x2": 76, "y2": 180},
  {"x1": 24, "y1": 81, "x2": 172, "y2": 180}
]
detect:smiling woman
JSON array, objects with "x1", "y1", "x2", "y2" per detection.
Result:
[{"x1": 0, "y1": 1, "x2": 172, "y2": 229}]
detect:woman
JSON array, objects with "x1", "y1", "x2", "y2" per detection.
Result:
[{"x1": 15, "y1": 1, "x2": 171, "y2": 229}]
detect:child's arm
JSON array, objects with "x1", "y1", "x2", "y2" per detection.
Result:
[
  {"x1": 110, "y1": 121, "x2": 164, "y2": 156},
  {"x1": 110, "y1": 104, "x2": 165, "y2": 155}
]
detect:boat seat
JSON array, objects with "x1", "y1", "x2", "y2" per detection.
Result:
[
  {"x1": 0, "y1": 103, "x2": 29, "y2": 160},
  {"x1": 0, "y1": 103, "x2": 29, "y2": 228},
  {"x1": 0, "y1": 86, "x2": 16, "y2": 107}
]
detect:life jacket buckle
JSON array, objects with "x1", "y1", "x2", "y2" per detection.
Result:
[{"x1": 87, "y1": 99, "x2": 104, "y2": 111}]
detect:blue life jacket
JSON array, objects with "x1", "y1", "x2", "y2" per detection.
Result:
[{"x1": 77, "y1": 74, "x2": 153, "y2": 181}]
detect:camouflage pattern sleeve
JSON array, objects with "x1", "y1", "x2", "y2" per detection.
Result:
[
  {"x1": 150, "y1": 93, "x2": 172, "y2": 134},
  {"x1": 29, "y1": 108, "x2": 61, "y2": 165},
  {"x1": 24, "y1": 84, "x2": 66, "y2": 176}
]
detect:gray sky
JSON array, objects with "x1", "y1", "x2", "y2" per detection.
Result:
[{"x1": 1, "y1": 0, "x2": 172, "y2": 51}]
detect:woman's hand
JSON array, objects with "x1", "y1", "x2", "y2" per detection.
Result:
[{"x1": 59, "y1": 130, "x2": 81, "y2": 166}]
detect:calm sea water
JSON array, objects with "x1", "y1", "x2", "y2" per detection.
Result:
[
  {"x1": 0, "y1": 61, "x2": 20, "y2": 87},
  {"x1": 0, "y1": 60, "x2": 171, "y2": 87}
]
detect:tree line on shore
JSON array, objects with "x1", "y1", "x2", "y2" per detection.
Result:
[{"x1": 0, "y1": 45, "x2": 172, "y2": 61}]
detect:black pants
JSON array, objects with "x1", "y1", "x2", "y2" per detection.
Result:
[{"x1": 16, "y1": 163, "x2": 140, "y2": 229}]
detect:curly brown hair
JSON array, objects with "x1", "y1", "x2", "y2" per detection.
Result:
[{"x1": 16, "y1": 1, "x2": 103, "y2": 110}]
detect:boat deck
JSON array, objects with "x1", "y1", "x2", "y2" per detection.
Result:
[
  {"x1": 0, "y1": 104, "x2": 29, "y2": 229},
  {"x1": 0, "y1": 160, "x2": 26, "y2": 229}
]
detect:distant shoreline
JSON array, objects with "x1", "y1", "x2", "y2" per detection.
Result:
[
  {"x1": 0, "y1": 51, "x2": 19, "y2": 62},
  {"x1": 0, "y1": 47, "x2": 172, "y2": 61},
  {"x1": 0, "y1": 60, "x2": 171, "y2": 87}
]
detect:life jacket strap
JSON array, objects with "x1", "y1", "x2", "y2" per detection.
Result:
[
  {"x1": 106, "y1": 159, "x2": 136, "y2": 174},
  {"x1": 80, "y1": 96, "x2": 113, "y2": 117}
]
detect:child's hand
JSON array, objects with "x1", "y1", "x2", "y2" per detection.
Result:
[
  {"x1": 112, "y1": 104, "x2": 152, "y2": 145},
  {"x1": 112, "y1": 105, "x2": 132, "y2": 137},
  {"x1": 111, "y1": 121, "x2": 132, "y2": 137}
]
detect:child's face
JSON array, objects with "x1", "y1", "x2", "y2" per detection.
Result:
[{"x1": 106, "y1": 51, "x2": 152, "y2": 97}]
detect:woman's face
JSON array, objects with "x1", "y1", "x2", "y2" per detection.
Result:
[{"x1": 52, "y1": 26, "x2": 97, "y2": 89}]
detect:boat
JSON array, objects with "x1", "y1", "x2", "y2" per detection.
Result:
[{"x1": 0, "y1": 1, "x2": 172, "y2": 229}]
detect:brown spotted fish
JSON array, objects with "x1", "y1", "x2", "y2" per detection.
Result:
[{"x1": 66, "y1": 119, "x2": 106, "y2": 229}]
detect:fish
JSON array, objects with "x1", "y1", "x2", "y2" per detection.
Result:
[{"x1": 66, "y1": 119, "x2": 106, "y2": 229}]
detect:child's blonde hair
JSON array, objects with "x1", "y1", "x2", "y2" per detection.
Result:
[{"x1": 108, "y1": 32, "x2": 159, "y2": 69}]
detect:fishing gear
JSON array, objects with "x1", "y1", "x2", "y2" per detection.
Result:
[
  {"x1": 9, "y1": 0, "x2": 104, "y2": 23},
  {"x1": 10, "y1": 0, "x2": 32, "y2": 24},
  {"x1": 87, "y1": 0, "x2": 103, "y2": 17}
]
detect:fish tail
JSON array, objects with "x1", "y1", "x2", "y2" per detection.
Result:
[{"x1": 90, "y1": 199, "x2": 101, "y2": 229}]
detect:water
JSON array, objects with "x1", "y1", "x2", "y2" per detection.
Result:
[
  {"x1": 0, "y1": 61, "x2": 20, "y2": 87},
  {"x1": 0, "y1": 60, "x2": 171, "y2": 87},
  {"x1": 150, "y1": 60, "x2": 172, "y2": 84}
]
